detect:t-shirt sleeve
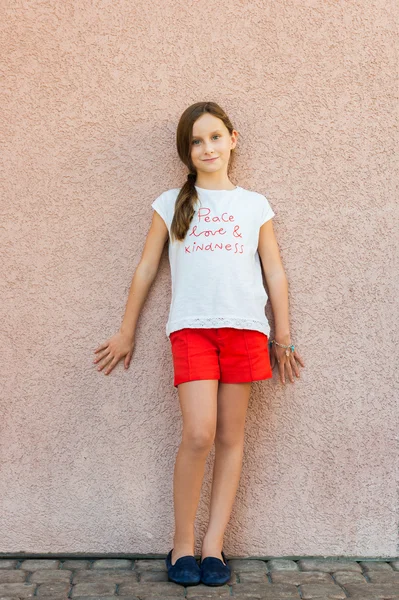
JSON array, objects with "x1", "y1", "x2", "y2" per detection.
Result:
[
  {"x1": 259, "y1": 194, "x2": 275, "y2": 225},
  {"x1": 151, "y1": 191, "x2": 172, "y2": 230}
]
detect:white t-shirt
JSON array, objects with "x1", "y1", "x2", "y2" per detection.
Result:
[{"x1": 151, "y1": 185, "x2": 275, "y2": 339}]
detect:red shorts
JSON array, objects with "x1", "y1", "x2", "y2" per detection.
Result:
[{"x1": 169, "y1": 327, "x2": 273, "y2": 388}]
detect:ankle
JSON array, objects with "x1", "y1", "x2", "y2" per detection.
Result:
[
  {"x1": 172, "y1": 537, "x2": 195, "y2": 556},
  {"x1": 201, "y1": 537, "x2": 223, "y2": 553},
  {"x1": 201, "y1": 545, "x2": 226, "y2": 566},
  {"x1": 201, "y1": 545, "x2": 223, "y2": 557},
  {"x1": 173, "y1": 544, "x2": 195, "y2": 553}
]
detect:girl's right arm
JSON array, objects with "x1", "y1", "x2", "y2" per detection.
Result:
[{"x1": 93, "y1": 211, "x2": 169, "y2": 375}]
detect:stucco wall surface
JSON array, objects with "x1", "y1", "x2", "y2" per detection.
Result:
[{"x1": 1, "y1": 0, "x2": 398, "y2": 557}]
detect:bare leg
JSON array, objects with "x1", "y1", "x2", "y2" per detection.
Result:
[
  {"x1": 171, "y1": 379, "x2": 218, "y2": 565},
  {"x1": 201, "y1": 382, "x2": 252, "y2": 564}
]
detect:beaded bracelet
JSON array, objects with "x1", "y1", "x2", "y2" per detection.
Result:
[{"x1": 269, "y1": 339, "x2": 295, "y2": 356}]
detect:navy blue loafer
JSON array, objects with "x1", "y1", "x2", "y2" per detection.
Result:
[
  {"x1": 165, "y1": 548, "x2": 201, "y2": 586},
  {"x1": 200, "y1": 550, "x2": 231, "y2": 586}
]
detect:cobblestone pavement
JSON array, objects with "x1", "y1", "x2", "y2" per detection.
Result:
[{"x1": 0, "y1": 557, "x2": 398, "y2": 599}]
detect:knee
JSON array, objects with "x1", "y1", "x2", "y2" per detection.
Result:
[
  {"x1": 215, "y1": 427, "x2": 244, "y2": 448},
  {"x1": 182, "y1": 427, "x2": 215, "y2": 453}
]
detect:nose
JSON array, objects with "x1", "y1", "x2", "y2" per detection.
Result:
[{"x1": 202, "y1": 140, "x2": 214, "y2": 153}]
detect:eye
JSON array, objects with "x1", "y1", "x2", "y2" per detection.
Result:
[{"x1": 191, "y1": 135, "x2": 221, "y2": 145}]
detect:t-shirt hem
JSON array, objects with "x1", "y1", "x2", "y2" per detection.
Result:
[{"x1": 166, "y1": 318, "x2": 270, "y2": 338}]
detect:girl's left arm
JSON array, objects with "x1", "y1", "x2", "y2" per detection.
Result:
[
  {"x1": 257, "y1": 219, "x2": 290, "y2": 343},
  {"x1": 258, "y1": 219, "x2": 305, "y2": 384}
]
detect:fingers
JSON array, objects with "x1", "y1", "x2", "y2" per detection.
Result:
[
  {"x1": 290, "y1": 353, "x2": 301, "y2": 379},
  {"x1": 285, "y1": 359, "x2": 295, "y2": 384},
  {"x1": 97, "y1": 354, "x2": 119, "y2": 375},
  {"x1": 93, "y1": 348, "x2": 111, "y2": 364},
  {"x1": 94, "y1": 342, "x2": 109, "y2": 354},
  {"x1": 95, "y1": 350, "x2": 133, "y2": 374},
  {"x1": 103, "y1": 356, "x2": 119, "y2": 375},
  {"x1": 94, "y1": 333, "x2": 135, "y2": 375},
  {"x1": 277, "y1": 354, "x2": 300, "y2": 384},
  {"x1": 278, "y1": 358, "x2": 286, "y2": 384},
  {"x1": 96, "y1": 353, "x2": 113, "y2": 372},
  {"x1": 294, "y1": 350, "x2": 305, "y2": 367}
]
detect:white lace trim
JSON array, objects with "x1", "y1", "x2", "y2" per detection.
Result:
[{"x1": 167, "y1": 316, "x2": 270, "y2": 337}]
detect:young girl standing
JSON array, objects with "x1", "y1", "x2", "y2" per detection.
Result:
[{"x1": 93, "y1": 102, "x2": 305, "y2": 587}]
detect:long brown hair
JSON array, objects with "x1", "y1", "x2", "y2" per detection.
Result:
[{"x1": 170, "y1": 102, "x2": 237, "y2": 243}]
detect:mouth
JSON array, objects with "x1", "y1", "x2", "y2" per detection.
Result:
[{"x1": 203, "y1": 157, "x2": 219, "y2": 162}]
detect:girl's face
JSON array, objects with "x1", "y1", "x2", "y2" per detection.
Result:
[{"x1": 190, "y1": 113, "x2": 237, "y2": 176}]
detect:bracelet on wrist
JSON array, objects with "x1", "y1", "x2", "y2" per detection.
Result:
[{"x1": 269, "y1": 339, "x2": 295, "y2": 354}]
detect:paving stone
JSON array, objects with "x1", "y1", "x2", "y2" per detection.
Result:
[
  {"x1": 231, "y1": 581, "x2": 299, "y2": 598},
  {"x1": 231, "y1": 595, "x2": 299, "y2": 599},
  {"x1": 139, "y1": 570, "x2": 169, "y2": 582},
  {"x1": 119, "y1": 598, "x2": 182, "y2": 600},
  {"x1": 266, "y1": 559, "x2": 299, "y2": 572},
  {"x1": 61, "y1": 560, "x2": 91, "y2": 571},
  {"x1": 72, "y1": 598, "x2": 123, "y2": 600},
  {"x1": 297, "y1": 558, "x2": 362, "y2": 573},
  {"x1": 270, "y1": 571, "x2": 332, "y2": 585},
  {"x1": 231, "y1": 595, "x2": 299, "y2": 600},
  {"x1": 16, "y1": 596, "x2": 172, "y2": 600},
  {"x1": 71, "y1": 582, "x2": 117, "y2": 596},
  {"x1": 0, "y1": 584, "x2": 36, "y2": 598},
  {"x1": 30, "y1": 570, "x2": 72, "y2": 583},
  {"x1": 299, "y1": 583, "x2": 346, "y2": 599},
  {"x1": 231, "y1": 581, "x2": 287, "y2": 591},
  {"x1": 350, "y1": 595, "x2": 399, "y2": 599},
  {"x1": 72, "y1": 570, "x2": 138, "y2": 584},
  {"x1": 35, "y1": 582, "x2": 71, "y2": 597},
  {"x1": 360, "y1": 560, "x2": 395, "y2": 571},
  {"x1": 136, "y1": 598, "x2": 184, "y2": 600},
  {"x1": 343, "y1": 582, "x2": 399, "y2": 598},
  {"x1": 366, "y1": 571, "x2": 399, "y2": 584},
  {"x1": 73, "y1": 597, "x2": 140, "y2": 600},
  {"x1": 185, "y1": 585, "x2": 231, "y2": 597},
  {"x1": 118, "y1": 581, "x2": 186, "y2": 596},
  {"x1": 237, "y1": 572, "x2": 269, "y2": 583},
  {"x1": 333, "y1": 571, "x2": 368, "y2": 585},
  {"x1": 133, "y1": 559, "x2": 168, "y2": 572},
  {"x1": 0, "y1": 562, "x2": 18, "y2": 570},
  {"x1": 0, "y1": 572, "x2": 26, "y2": 584},
  {"x1": 227, "y1": 560, "x2": 268, "y2": 572},
  {"x1": 92, "y1": 559, "x2": 132, "y2": 570},
  {"x1": 2, "y1": 557, "x2": 397, "y2": 600},
  {"x1": 19, "y1": 560, "x2": 60, "y2": 571}
]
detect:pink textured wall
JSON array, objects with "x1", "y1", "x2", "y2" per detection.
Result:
[{"x1": 1, "y1": 0, "x2": 398, "y2": 557}]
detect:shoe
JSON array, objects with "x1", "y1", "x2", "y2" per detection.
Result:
[
  {"x1": 165, "y1": 548, "x2": 201, "y2": 586},
  {"x1": 200, "y1": 550, "x2": 231, "y2": 586}
]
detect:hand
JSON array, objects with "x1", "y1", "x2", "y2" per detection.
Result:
[
  {"x1": 270, "y1": 341, "x2": 305, "y2": 385},
  {"x1": 93, "y1": 331, "x2": 135, "y2": 376}
]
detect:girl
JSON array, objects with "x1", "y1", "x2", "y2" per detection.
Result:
[{"x1": 93, "y1": 101, "x2": 305, "y2": 587}]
